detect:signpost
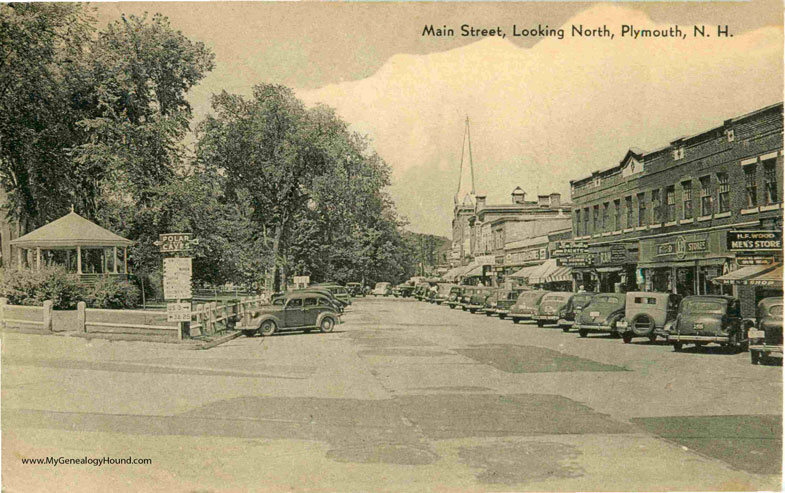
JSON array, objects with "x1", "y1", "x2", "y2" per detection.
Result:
[
  {"x1": 163, "y1": 258, "x2": 193, "y2": 300},
  {"x1": 159, "y1": 236, "x2": 195, "y2": 337},
  {"x1": 167, "y1": 302, "x2": 192, "y2": 322}
]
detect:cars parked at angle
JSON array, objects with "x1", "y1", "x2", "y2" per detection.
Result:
[
  {"x1": 372, "y1": 282, "x2": 392, "y2": 296},
  {"x1": 664, "y1": 295, "x2": 752, "y2": 353},
  {"x1": 533, "y1": 292, "x2": 571, "y2": 327},
  {"x1": 346, "y1": 282, "x2": 365, "y2": 297},
  {"x1": 466, "y1": 287, "x2": 494, "y2": 313},
  {"x1": 433, "y1": 283, "x2": 457, "y2": 305},
  {"x1": 749, "y1": 297, "x2": 783, "y2": 365},
  {"x1": 510, "y1": 290, "x2": 550, "y2": 323},
  {"x1": 486, "y1": 289, "x2": 520, "y2": 319},
  {"x1": 574, "y1": 292, "x2": 626, "y2": 338},
  {"x1": 446, "y1": 286, "x2": 465, "y2": 309},
  {"x1": 458, "y1": 287, "x2": 479, "y2": 311},
  {"x1": 398, "y1": 284, "x2": 416, "y2": 298},
  {"x1": 293, "y1": 287, "x2": 346, "y2": 312},
  {"x1": 616, "y1": 292, "x2": 681, "y2": 344},
  {"x1": 311, "y1": 283, "x2": 352, "y2": 305},
  {"x1": 557, "y1": 292, "x2": 596, "y2": 332},
  {"x1": 237, "y1": 292, "x2": 342, "y2": 336}
]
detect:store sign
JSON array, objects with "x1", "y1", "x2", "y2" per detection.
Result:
[
  {"x1": 558, "y1": 254, "x2": 593, "y2": 267},
  {"x1": 727, "y1": 231, "x2": 783, "y2": 252},
  {"x1": 596, "y1": 244, "x2": 628, "y2": 265},
  {"x1": 505, "y1": 248, "x2": 546, "y2": 265},
  {"x1": 553, "y1": 241, "x2": 588, "y2": 257},
  {"x1": 656, "y1": 235, "x2": 708, "y2": 260},
  {"x1": 737, "y1": 257, "x2": 775, "y2": 266},
  {"x1": 475, "y1": 255, "x2": 496, "y2": 266}
]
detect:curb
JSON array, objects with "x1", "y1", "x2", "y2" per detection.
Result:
[{"x1": 189, "y1": 331, "x2": 242, "y2": 350}]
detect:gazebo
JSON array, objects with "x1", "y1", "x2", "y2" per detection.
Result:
[{"x1": 10, "y1": 210, "x2": 134, "y2": 280}]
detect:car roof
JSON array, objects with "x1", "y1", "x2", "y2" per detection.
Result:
[
  {"x1": 284, "y1": 292, "x2": 331, "y2": 300},
  {"x1": 682, "y1": 295, "x2": 735, "y2": 302}
]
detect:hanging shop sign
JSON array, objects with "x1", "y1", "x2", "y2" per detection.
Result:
[
  {"x1": 551, "y1": 241, "x2": 588, "y2": 257},
  {"x1": 737, "y1": 257, "x2": 776, "y2": 266},
  {"x1": 558, "y1": 254, "x2": 593, "y2": 267},
  {"x1": 727, "y1": 230, "x2": 783, "y2": 252}
]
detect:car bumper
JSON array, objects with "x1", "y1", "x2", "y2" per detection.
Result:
[
  {"x1": 533, "y1": 315, "x2": 559, "y2": 322},
  {"x1": 668, "y1": 334, "x2": 729, "y2": 343},
  {"x1": 750, "y1": 344, "x2": 784, "y2": 357},
  {"x1": 467, "y1": 304, "x2": 484, "y2": 311},
  {"x1": 557, "y1": 318, "x2": 573, "y2": 327},
  {"x1": 510, "y1": 310, "x2": 535, "y2": 319},
  {"x1": 576, "y1": 323, "x2": 615, "y2": 333}
]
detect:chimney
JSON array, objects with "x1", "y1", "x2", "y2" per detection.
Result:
[
  {"x1": 476, "y1": 195, "x2": 487, "y2": 208},
  {"x1": 511, "y1": 187, "x2": 525, "y2": 205},
  {"x1": 549, "y1": 193, "x2": 561, "y2": 208},
  {"x1": 538, "y1": 195, "x2": 549, "y2": 207}
]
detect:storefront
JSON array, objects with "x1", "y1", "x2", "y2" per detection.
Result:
[
  {"x1": 638, "y1": 231, "x2": 734, "y2": 296},
  {"x1": 556, "y1": 242, "x2": 637, "y2": 293},
  {"x1": 504, "y1": 242, "x2": 547, "y2": 287}
]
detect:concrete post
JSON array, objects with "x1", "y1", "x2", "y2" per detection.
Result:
[
  {"x1": 42, "y1": 300, "x2": 53, "y2": 332},
  {"x1": 77, "y1": 301, "x2": 86, "y2": 332},
  {"x1": 0, "y1": 297, "x2": 6, "y2": 329}
]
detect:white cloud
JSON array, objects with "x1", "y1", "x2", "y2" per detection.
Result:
[{"x1": 299, "y1": 5, "x2": 783, "y2": 236}]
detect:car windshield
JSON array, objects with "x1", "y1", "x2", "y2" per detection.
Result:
[
  {"x1": 594, "y1": 295, "x2": 622, "y2": 304},
  {"x1": 681, "y1": 299, "x2": 726, "y2": 314}
]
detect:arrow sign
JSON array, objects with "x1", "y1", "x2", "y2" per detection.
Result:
[{"x1": 158, "y1": 233, "x2": 194, "y2": 253}]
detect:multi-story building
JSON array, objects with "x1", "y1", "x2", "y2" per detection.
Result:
[{"x1": 569, "y1": 102, "x2": 783, "y2": 316}]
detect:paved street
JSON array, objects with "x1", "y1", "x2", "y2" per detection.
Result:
[{"x1": 2, "y1": 297, "x2": 782, "y2": 492}]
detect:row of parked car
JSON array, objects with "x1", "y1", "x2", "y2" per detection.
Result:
[{"x1": 409, "y1": 283, "x2": 782, "y2": 365}]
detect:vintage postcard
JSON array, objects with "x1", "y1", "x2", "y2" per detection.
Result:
[{"x1": 1, "y1": 1, "x2": 783, "y2": 491}]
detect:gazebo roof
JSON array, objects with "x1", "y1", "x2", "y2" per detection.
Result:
[{"x1": 10, "y1": 212, "x2": 133, "y2": 249}]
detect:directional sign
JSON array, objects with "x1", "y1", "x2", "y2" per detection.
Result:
[
  {"x1": 167, "y1": 302, "x2": 192, "y2": 322},
  {"x1": 155, "y1": 233, "x2": 197, "y2": 253},
  {"x1": 163, "y1": 257, "x2": 192, "y2": 300}
]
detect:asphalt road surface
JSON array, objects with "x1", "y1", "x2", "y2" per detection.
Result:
[{"x1": 2, "y1": 297, "x2": 782, "y2": 492}]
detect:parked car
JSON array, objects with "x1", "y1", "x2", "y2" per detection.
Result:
[
  {"x1": 510, "y1": 290, "x2": 550, "y2": 323},
  {"x1": 295, "y1": 287, "x2": 346, "y2": 312},
  {"x1": 459, "y1": 287, "x2": 479, "y2": 311},
  {"x1": 533, "y1": 292, "x2": 572, "y2": 327},
  {"x1": 237, "y1": 292, "x2": 342, "y2": 336},
  {"x1": 664, "y1": 295, "x2": 751, "y2": 352},
  {"x1": 433, "y1": 283, "x2": 457, "y2": 305},
  {"x1": 490, "y1": 289, "x2": 520, "y2": 319},
  {"x1": 575, "y1": 293, "x2": 626, "y2": 338},
  {"x1": 372, "y1": 282, "x2": 392, "y2": 296},
  {"x1": 312, "y1": 283, "x2": 352, "y2": 305},
  {"x1": 466, "y1": 287, "x2": 493, "y2": 313},
  {"x1": 749, "y1": 297, "x2": 783, "y2": 365},
  {"x1": 398, "y1": 285, "x2": 415, "y2": 298},
  {"x1": 615, "y1": 292, "x2": 681, "y2": 344},
  {"x1": 346, "y1": 282, "x2": 365, "y2": 297},
  {"x1": 446, "y1": 286, "x2": 465, "y2": 309},
  {"x1": 558, "y1": 292, "x2": 596, "y2": 332},
  {"x1": 484, "y1": 289, "x2": 512, "y2": 317}
]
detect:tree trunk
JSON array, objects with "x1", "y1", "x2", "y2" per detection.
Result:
[{"x1": 270, "y1": 223, "x2": 283, "y2": 292}]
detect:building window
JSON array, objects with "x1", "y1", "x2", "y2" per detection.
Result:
[
  {"x1": 682, "y1": 181, "x2": 693, "y2": 219},
  {"x1": 625, "y1": 196, "x2": 633, "y2": 228},
  {"x1": 665, "y1": 186, "x2": 676, "y2": 222},
  {"x1": 744, "y1": 165, "x2": 757, "y2": 207},
  {"x1": 614, "y1": 199, "x2": 621, "y2": 231},
  {"x1": 651, "y1": 189, "x2": 661, "y2": 223},
  {"x1": 637, "y1": 193, "x2": 646, "y2": 226},
  {"x1": 717, "y1": 173, "x2": 730, "y2": 213},
  {"x1": 575, "y1": 210, "x2": 581, "y2": 236},
  {"x1": 764, "y1": 159, "x2": 778, "y2": 204},
  {"x1": 583, "y1": 208, "x2": 589, "y2": 235},
  {"x1": 672, "y1": 147, "x2": 685, "y2": 160},
  {"x1": 726, "y1": 129, "x2": 735, "y2": 142},
  {"x1": 593, "y1": 205, "x2": 600, "y2": 232},
  {"x1": 700, "y1": 175, "x2": 712, "y2": 216},
  {"x1": 602, "y1": 203, "x2": 609, "y2": 232}
]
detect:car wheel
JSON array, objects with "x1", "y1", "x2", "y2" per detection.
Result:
[
  {"x1": 469, "y1": 309, "x2": 476, "y2": 314},
  {"x1": 241, "y1": 330, "x2": 256, "y2": 337},
  {"x1": 485, "y1": 311, "x2": 492, "y2": 317},
  {"x1": 320, "y1": 317, "x2": 335, "y2": 333},
  {"x1": 622, "y1": 333, "x2": 632, "y2": 344},
  {"x1": 751, "y1": 350, "x2": 760, "y2": 365},
  {"x1": 673, "y1": 342, "x2": 683, "y2": 352},
  {"x1": 648, "y1": 334, "x2": 657, "y2": 343},
  {"x1": 512, "y1": 318, "x2": 520, "y2": 324},
  {"x1": 498, "y1": 314, "x2": 506, "y2": 320},
  {"x1": 578, "y1": 329, "x2": 588, "y2": 338},
  {"x1": 562, "y1": 326, "x2": 570, "y2": 333},
  {"x1": 449, "y1": 305, "x2": 454, "y2": 309},
  {"x1": 259, "y1": 320, "x2": 277, "y2": 337}
]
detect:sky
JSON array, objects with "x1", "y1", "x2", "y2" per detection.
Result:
[{"x1": 95, "y1": 2, "x2": 785, "y2": 238}]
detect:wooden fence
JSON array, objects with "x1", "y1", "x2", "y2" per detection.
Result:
[{"x1": 190, "y1": 296, "x2": 267, "y2": 336}]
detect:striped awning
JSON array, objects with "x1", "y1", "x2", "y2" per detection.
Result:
[
  {"x1": 509, "y1": 263, "x2": 541, "y2": 279},
  {"x1": 545, "y1": 265, "x2": 573, "y2": 283},
  {"x1": 713, "y1": 263, "x2": 782, "y2": 288},
  {"x1": 464, "y1": 263, "x2": 484, "y2": 278}
]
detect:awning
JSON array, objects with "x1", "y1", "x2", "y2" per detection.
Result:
[
  {"x1": 638, "y1": 257, "x2": 731, "y2": 269},
  {"x1": 463, "y1": 263, "x2": 484, "y2": 278},
  {"x1": 713, "y1": 263, "x2": 783, "y2": 288},
  {"x1": 509, "y1": 263, "x2": 542, "y2": 279},
  {"x1": 443, "y1": 265, "x2": 466, "y2": 281},
  {"x1": 528, "y1": 260, "x2": 557, "y2": 284},
  {"x1": 546, "y1": 265, "x2": 573, "y2": 283}
]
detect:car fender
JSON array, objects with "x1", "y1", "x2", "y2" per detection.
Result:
[{"x1": 257, "y1": 314, "x2": 283, "y2": 329}]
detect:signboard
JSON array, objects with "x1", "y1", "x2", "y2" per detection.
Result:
[
  {"x1": 656, "y1": 235, "x2": 708, "y2": 260},
  {"x1": 737, "y1": 257, "x2": 775, "y2": 266},
  {"x1": 553, "y1": 241, "x2": 588, "y2": 257},
  {"x1": 293, "y1": 276, "x2": 310, "y2": 285},
  {"x1": 163, "y1": 257, "x2": 193, "y2": 300},
  {"x1": 558, "y1": 254, "x2": 593, "y2": 267},
  {"x1": 475, "y1": 255, "x2": 495, "y2": 266},
  {"x1": 156, "y1": 233, "x2": 196, "y2": 253},
  {"x1": 167, "y1": 302, "x2": 192, "y2": 322},
  {"x1": 727, "y1": 231, "x2": 783, "y2": 252}
]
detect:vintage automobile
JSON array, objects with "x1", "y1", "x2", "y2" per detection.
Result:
[
  {"x1": 749, "y1": 297, "x2": 783, "y2": 365},
  {"x1": 491, "y1": 290, "x2": 521, "y2": 319},
  {"x1": 510, "y1": 290, "x2": 550, "y2": 323},
  {"x1": 459, "y1": 287, "x2": 479, "y2": 311},
  {"x1": 312, "y1": 283, "x2": 352, "y2": 305},
  {"x1": 398, "y1": 284, "x2": 416, "y2": 298},
  {"x1": 664, "y1": 295, "x2": 751, "y2": 352},
  {"x1": 466, "y1": 287, "x2": 493, "y2": 314},
  {"x1": 533, "y1": 292, "x2": 572, "y2": 327},
  {"x1": 446, "y1": 286, "x2": 465, "y2": 309},
  {"x1": 295, "y1": 287, "x2": 346, "y2": 312},
  {"x1": 616, "y1": 292, "x2": 681, "y2": 344},
  {"x1": 484, "y1": 289, "x2": 512, "y2": 317},
  {"x1": 575, "y1": 293, "x2": 626, "y2": 338},
  {"x1": 433, "y1": 283, "x2": 457, "y2": 305},
  {"x1": 413, "y1": 284, "x2": 429, "y2": 301},
  {"x1": 371, "y1": 282, "x2": 392, "y2": 296},
  {"x1": 346, "y1": 282, "x2": 365, "y2": 297},
  {"x1": 238, "y1": 292, "x2": 342, "y2": 336},
  {"x1": 557, "y1": 292, "x2": 596, "y2": 332}
]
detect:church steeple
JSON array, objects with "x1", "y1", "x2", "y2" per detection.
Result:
[{"x1": 454, "y1": 116, "x2": 476, "y2": 205}]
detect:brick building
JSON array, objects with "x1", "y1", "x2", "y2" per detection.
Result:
[{"x1": 569, "y1": 102, "x2": 783, "y2": 316}]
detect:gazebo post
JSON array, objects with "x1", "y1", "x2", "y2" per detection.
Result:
[
  {"x1": 77, "y1": 246, "x2": 82, "y2": 275},
  {"x1": 17, "y1": 248, "x2": 22, "y2": 270},
  {"x1": 113, "y1": 246, "x2": 118, "y2": 274},
  {"x1": 36, "y1": 247, "x2": 41, "y2": 271}
]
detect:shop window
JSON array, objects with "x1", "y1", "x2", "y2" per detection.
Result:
[
  {"x1": 682, "y1": 180, "x2": 693, "y2": 219},
  {"x1": 651, "y1": 189, "x2": 661, "y2": 223},
  {"x1": 625, "y1": 196, "x2": 633, "y2": 228},
  {"x1": 700, "y1": 175, "x2": 712, "y2": 216},
  {"x1": 744, "y1": 164, "x2": 758, "y2": 207},
  {"x1": 637, "y1": 193, "x2": 646, "y2": 226},
  {"x1": 665, "y1": 186, "x2": 676, "y2": 222},
  {"x1": 593, "y1": 205, "x2": 600, "y2": 232},
  {"x1": 602, "y1": 202, "x2": 609, "y2": 232},
  {"x1": 763, "y1": 159, "x2": 778, "y2": 204},
  {"x1": 717, "y1": 172, "x2": 730, "y2": 213},
  {"x1": 614, "y1": 199, "x2": 621, "y2": 230}
]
